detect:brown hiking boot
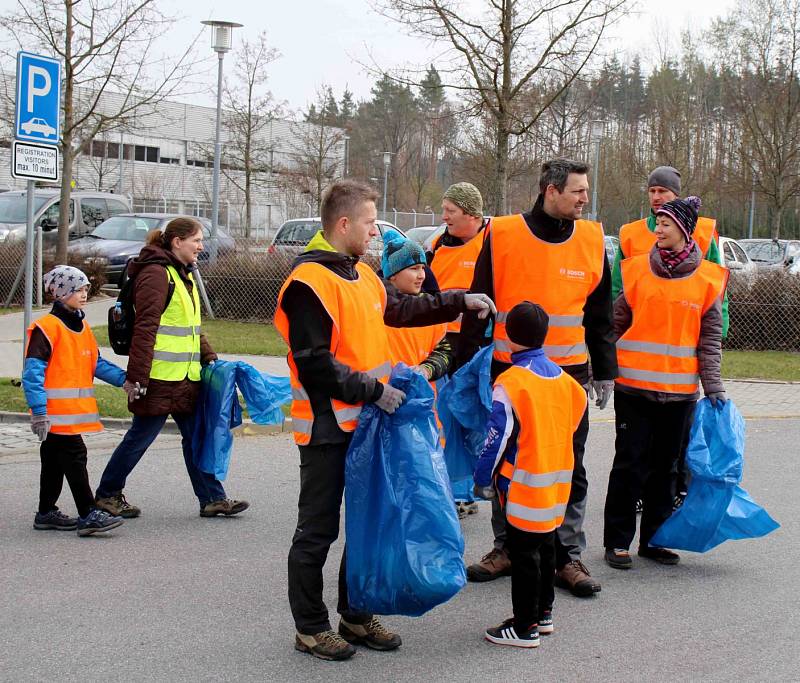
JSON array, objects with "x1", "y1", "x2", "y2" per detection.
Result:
[
  {"x1": 95, "y1": 492, "x2": 141, "y2": 518},
  {"x1": 199, "y1": 499, "x2": 250, "y2": 517},
  {"x1": 294, "y1": 630, "x2": 356, "y2": 661},
  {"x1": 339, "y1": 617, "x2": 401, "y2": 651},
  {"x1": 555, "y1": 560, "x2": 601, "y2": 597},
  {"x1": 466, "y1": 547, "x2": 511, "y2": 582}
]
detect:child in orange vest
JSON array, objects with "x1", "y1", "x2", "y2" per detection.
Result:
[
  {"x1": 382, "y1": 230, "x2": 452, "y2": 381},
  {"x1": 474, "y1": 301, "x2": 587, "y2": 648},
  {"x1": 23, "y1": 266, "x2": 130, "y2": 536}
]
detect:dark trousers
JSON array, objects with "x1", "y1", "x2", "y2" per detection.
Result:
[
  {"x1": 287, "y1": 438, "x2": 370, "y2": 635},
  {"x1": 506, "y1": 522, "x2": 555, "y2": 631},
  {"x1": 39, "y1": 433, "x2": 95, "y2": 518},
  {"x1": 603, "y1": 391, "x2": 696, "y2": 550},
  {"x1": 492, "y1": 403, "x2": 590, "y2": 568},
  {"x1": 96, "y1": 412, "x2": 225, "y2": 507}
]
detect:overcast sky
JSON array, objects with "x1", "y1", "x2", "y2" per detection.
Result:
[{"x1": 1, "y1": 0, "x2": 737, "y2": 114}]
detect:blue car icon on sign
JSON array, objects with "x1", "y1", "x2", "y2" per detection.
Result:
[{"x1": 21, "y1": 117, "x2": 56, "y2": 137}]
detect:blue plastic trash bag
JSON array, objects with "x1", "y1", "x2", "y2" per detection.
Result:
[
  {"x1": 192, "y1": 360, "x2": 291, "y2": 481},
  {"x1": 436, "y1": 344, "x2": 493, "y2": 483},
  {"x1": 345, "y1": 363, "x2": 466, "y2": 616},
  {"x1": 650, "y1": 398, "x2": 779, "y2": 552}
]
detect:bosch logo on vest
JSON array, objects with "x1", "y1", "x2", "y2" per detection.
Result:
[
  {"x1": 460, "y1": 260, "x2": 476, "y2": 269},
  {"x1": 559, "y1": 266, "x2": 588, "y2": 281},
  {"x1": 681, "y1": 300, "x2": 701, "y2": 310}
]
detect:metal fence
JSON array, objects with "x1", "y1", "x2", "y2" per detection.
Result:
[{"x1": 5, "y1": 231, "x2": 800, "y2": 354}]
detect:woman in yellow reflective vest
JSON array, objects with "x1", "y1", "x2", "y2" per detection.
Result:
[
  {"x1": 603, "y1": 196, "x2": 728, "y2": 570},
  {"x1": 95, "y1": 218, "x2": 249, "y2": 519}
]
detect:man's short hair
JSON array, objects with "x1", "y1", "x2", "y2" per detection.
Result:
[
  {"x1": 538, "y1": 158, "x2": 590, "y2": 195},
  {"x1": 320, "y1": 180, "x2": 379, "y2": 232}
]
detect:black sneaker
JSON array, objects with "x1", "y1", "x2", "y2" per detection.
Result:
[
  {"x1": 605, "y1": 547, "x2": 633, "y2": 570},
  {"x1": 77, "y1": 509, "x2": 124, "y2": 537},
  {"x1": 672, "y1": 492, "x2": 687, "y2": 511},
  {"x1": 34, "y1": 509, "x2": 78, "y2": 530},
  {"x1": 638, "y1": 546, "x2": 680, "y2": 565},
  {"x1": 539, "y1": 610, "x2": 554, "y2": 635},
  {"x1": 635, "y1": 498, "x2": 643, "y2": 514},
  {"x1": 485, "y1": 618, "x2": 539, "y2": 648}
]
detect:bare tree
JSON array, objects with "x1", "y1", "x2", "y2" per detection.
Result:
[
  {"x1": 0, "y1": 0, "x2": 200, "y2": 261},
  {"x1": 375, "y1": 0, "x2": 630, "y2": 214},
  {"x1": 221, "y1": 31, "x2": 281, "y2": 237},
  {"x1": 284, "y1": 88, "x2": 345, "y2": 213},
  {"x1": 713, "y1": 0, "x2": 800, "y2": 238}
]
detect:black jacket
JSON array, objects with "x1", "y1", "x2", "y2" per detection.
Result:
[
  {"x1": 457, "y1": 195, "x2": 617, "y2": 386},
  {"x1": 280, "y1": 248, "x2": 467, "y2": 445}
]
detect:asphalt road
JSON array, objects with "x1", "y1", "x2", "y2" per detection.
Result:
[{"x1": 1, "y1": 418, "x2": 796, "y2": 682}]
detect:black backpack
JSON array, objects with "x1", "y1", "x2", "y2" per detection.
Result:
[{"x1": 108, "y1": 271, "x2": 175, "y2": 355}]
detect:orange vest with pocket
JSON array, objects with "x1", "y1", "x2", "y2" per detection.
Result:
[
  {"x1": 430, "y1": 226, "x2": 488, "y2": 334},
  {"x1": 490, "y1": 214, "x2": 605, "y2": 366},
  {"x1": 26, "y1": 314, "x2": 102, "y2": 435},
  {"x1": 495, "y1": 365, "x2": 587, "y2": 533},
  {"x1": 617, "y1": 255, "x2": 728, "y2": 395},
  {"x1": 274, "y1": 261, "x2": 392, "y2": 445},
  {"x1": 619, "y1": 216, "x2": 718, "y2": 259}
]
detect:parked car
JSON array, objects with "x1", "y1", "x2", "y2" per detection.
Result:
[
  {"x1": 406, "y1": 225, "x2": 442, "y2": 247},
  {"x1": 268, "y1": 217, "x2": 403, "y2": 268},
  {"x1": 739, "y1": 238, "x2": 800, "y2": 273},
  {"x1": 0, "y1": 190, "x2": 131, "y2": 243},
  {"x1": 604, "y1": 235, "x2": 619, "y2": 262},
  {"x1": 718, "y1": 236, "x2": 756, "y2": 274},
  {"x1": 67, "y1": 213, "x2": 235, "y2": 286}
]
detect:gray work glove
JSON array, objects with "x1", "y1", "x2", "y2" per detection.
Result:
[
  {"x1": 473, "y1": 483, "x2": 496, "y2": 500},
  {"x1": 123, "y1": 380, "x2": 142, "y2": 402},
  {"x1": 30, "y1": 414, "x2": 50, "y2": 441},
  {"x1": 588, "y1": 379, "x2": 614, "y2": 410},
  {"x1": 707, "y1": 391, "x2": 727, "y2": 407},
  {"x1": 375, "y1": 383, "x2": 406, "y2": 414},
  {"x1": 463, "y1": 293, "x2": 497, "y2": 320}
]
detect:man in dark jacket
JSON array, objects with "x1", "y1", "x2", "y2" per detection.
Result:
[
  {"x1": 457, "y1": 158, "x2": 618, "y2": 598},
  {"x1": 276, "y1": 180, "x2": 495, "y2": 661}
]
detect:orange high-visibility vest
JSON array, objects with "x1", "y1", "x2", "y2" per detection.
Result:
[
  {"x1": 491, "y1": 214, "x2": 605, "y2": 366},
  {"x1": 274, "y1": 261, "x2": 392, "y2": 445},
  {"x1": 430, "y1": 226, "x2": 489, "y2": 334},
  {"x1": 26, "y1": 314, "x2": 102, "y2": 435},
  {"x1": 387, "y1": 322, "x2": 447, "y2": 368},
  {"x1": 617, "y1": 255, "x2": 728, "y2": 395},
  {"x1": 495, "y1": 365, "x2": 587, "y2": 533},
  {"x1": 619, "y1": 216, "x2": 718, "y2": 259}
]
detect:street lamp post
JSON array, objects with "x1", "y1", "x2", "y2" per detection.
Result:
[
  {"x1": 382, "y1": 152, "x2": 391, "y2": 217},
  {"x1": 201, "y1": 19, "x2": 242, "y2": 263},
  {"x1": 590, "y1": 120, "x2": 605, "y2": 222},
  {"x1": 342, "y1": 135, "x2": 350, "y2": 177}
]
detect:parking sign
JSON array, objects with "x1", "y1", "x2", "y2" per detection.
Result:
[{"x1": 15, "y1": 51, "x2": 61, "y2": 145}]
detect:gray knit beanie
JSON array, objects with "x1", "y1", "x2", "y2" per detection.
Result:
[
  {"x1": 647, "y1": 166, "x2": 681, "y2": 195},
  {"x1": 442, "y1": 182, "x2": 483, "y2": 218},
  {"x1": 44, "y1": 265, "x2": 90, "y2": 301}
]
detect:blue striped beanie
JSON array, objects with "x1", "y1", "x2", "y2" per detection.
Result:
[{"x1": 381, "y1": 229, "x2": 426, "y2": 278}]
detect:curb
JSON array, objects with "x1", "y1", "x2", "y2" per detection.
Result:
[{"x1": 0, "y1": 411, "x2": 291, "y2": 436}]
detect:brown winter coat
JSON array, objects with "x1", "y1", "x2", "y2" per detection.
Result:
[
  {"x1": 125, "y1": 244, "x2": 217, "y2": 416},
  {"x1": 613, "y1": 242, "x2": 725, "y2": 402}
]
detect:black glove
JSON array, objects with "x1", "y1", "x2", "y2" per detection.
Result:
[
  {"x1": 473, "y1": 483, "x2": 496, "y2": 500},
  {"x1": 375, "y1": 383, "x2": 406, "y2": 414}
]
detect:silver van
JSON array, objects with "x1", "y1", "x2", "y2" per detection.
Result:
[{"x1": 0, "y1": 190, "x2": 131, "y2": 242}]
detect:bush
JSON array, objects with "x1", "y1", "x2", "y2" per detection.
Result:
[
  {"x1": 43, "y1": 248, "x2": 108, "y2": 298},
  {"x1": 725, "y1": 269, "x2": 800, "y2": 351}
]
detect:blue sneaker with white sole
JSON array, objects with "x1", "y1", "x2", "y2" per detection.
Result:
[{"x1": 77, "y1": 509, "x2": 123, "y2": 537}]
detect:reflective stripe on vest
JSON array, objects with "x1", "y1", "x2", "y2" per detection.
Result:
[
  {"x1": 150, "y1": 266, "x2": 202, "y2": 382},
  {"x1": 616, "y1": 255, "x2": 728, "y2": 395},
  {"x1": 274, "y1": 261, "x2": 392, "y2": 445},
  {"x1": 491, "y1": 214, "x2": 605, "y2": 366},
  {"x1": 620, "y1": 216, "x2": 717, "y2": 259},
  {"x1": 430, "y1": 226, "x2": 488, "y2": 334},
  {"x1": 495, "y1": 365, "x2": 587, "y2": 533},
  {"x1": 26, "y1": 314, "x2": 103, "y2": 435}
]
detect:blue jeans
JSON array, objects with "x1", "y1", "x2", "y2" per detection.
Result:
[{"x1": 96, "y1": 412, "x2": 226, "y2": 507}]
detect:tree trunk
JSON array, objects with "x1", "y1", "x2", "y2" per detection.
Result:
[{"x1": 488, "y1": 125, "x2": 510, "y2": 216}]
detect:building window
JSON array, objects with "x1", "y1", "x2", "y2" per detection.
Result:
[{"x1": 159, "y1": 156, "x2": 180, "y2": 165}]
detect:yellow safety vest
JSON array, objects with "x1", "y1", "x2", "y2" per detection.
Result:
[{"x1": 149, "y1": 266, "x2": 202, "y2": 382}]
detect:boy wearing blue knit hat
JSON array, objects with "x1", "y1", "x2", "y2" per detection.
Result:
[{"x1": 382, "y1": 230, "x2": 453, "y2": 382}]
